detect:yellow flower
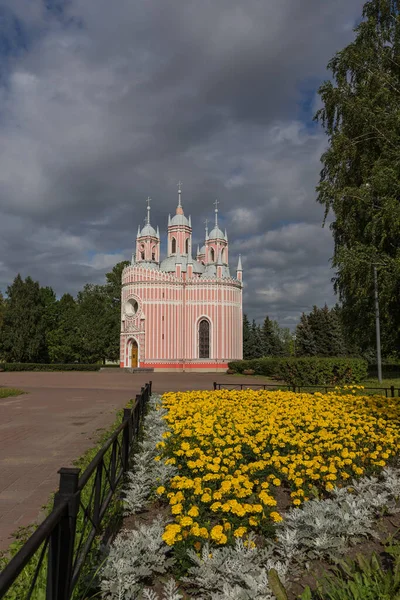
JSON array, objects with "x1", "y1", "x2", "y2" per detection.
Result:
[
  {"x1": 180, "y1": 516, "x2": 194, "y2": 527},
  {"x1": 270, "y1": 511, "x2": 283, "y2": 523},
  {"x1": 156, "y1": 486, "x2": 165, "y2": 495},
  {"x1": 188, "y1": 506, "x2": 200, "y2": 517},
  {"x1": 233, "y1": 527, "x2": 247, "y2": 538}
]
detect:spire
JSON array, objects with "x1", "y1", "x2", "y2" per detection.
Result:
[
  {"x1": 224, "y1": 228, "x2": 228, "y2": 241},
  {"x1": 197, "y1": 244, "x2": 200, "y2": 256},
  {"x1": 176, "y1": 180, "x2": 183, "y2": 215},
  {"x1": 137, "y1": 224, "x2": 141, "y2": 236},
  {"x1": 146, "y1": 196, "x2": 151, "y2": 225},
  {"x1": 168, "y1": 213, "x2": 171, "y2": 226},
  {"x1": 188, "y1": 214, "x2": 191, "y2": 227},
  {"x1": 156, "y1": 225, "x2": 160, "y2": 238},
  {"x1": 204, "y1": 218, "x2": 209, "y2": 240},
  {"x1": 214, "y1": 199, "x2": 219, "y2": 228},
  {"x1": 237, "y1": 254, "x2": 243, "y2": 270}
]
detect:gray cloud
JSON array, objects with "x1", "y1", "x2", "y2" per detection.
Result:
[{"x1": 0, "y1": 0, "x2": 364, "y2": 325}]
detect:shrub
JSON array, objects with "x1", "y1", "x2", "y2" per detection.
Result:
[
  {"x1": 228, "y1": 357, "x2": 367, "y2": 386},
  {"x1": 0, "y1": 363, "x2": 101, "y2": 371},
  {"x1": 277, "y1": 357, "x2": 367, "y2": 386}
]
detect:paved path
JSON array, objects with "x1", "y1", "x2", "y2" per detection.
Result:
[{"x1": 0, "y1": 370, "x2": 270, "y2": 550}]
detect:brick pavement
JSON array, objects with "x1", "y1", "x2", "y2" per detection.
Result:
[{"x1": 0, "y1": 370, "x2": 270, "y2": 550}]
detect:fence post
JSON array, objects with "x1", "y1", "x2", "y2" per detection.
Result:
[
  {"x1": 149, "y1": 380, "x2": 152, "y2": 396},
  {"x1": 122, "y1": 408, "x2": 132, "y2": 472},
  {"x1": 213, "y1": 382, "x2": 217, "y2": 391},
  {"x1": 46, "y1": 468, "x2": 80, "y2": 600},
  {"x1": 391, "y1": 385, "x2": 395, "y2": 398}
]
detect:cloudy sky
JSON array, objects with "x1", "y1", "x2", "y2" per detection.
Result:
[{"x1": 0, "y1": 0, "x2": 364, "y2": 327}]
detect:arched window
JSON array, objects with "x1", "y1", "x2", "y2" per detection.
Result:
[
  {"x1": 185, "y1": 238, "x2": 189, "y2": 254},
  {"x1": 140, "y1": 251, "x2": 145, "y2": 260},
  {"x1": 198, "y1": 319, "x2": 210, "y2": 359},
  {"x1": 171, "y1": 237, "x2": 176, "y2": 254},
  {"x1": 210, "y1": 248, "x2": 215, "y2": 262},
  {"x1": 151, "y1": 245, "x2": 156, "y2": 261}
]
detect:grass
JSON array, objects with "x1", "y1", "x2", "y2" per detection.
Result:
[
  {"x1": 363, "y1": 376, "x2": 400, "y2": 389},
  {"x1": 0, "y1": 388, "x2": 25, "y2": 399}
]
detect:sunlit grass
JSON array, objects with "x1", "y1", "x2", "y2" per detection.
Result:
[{"x1": 0, "y1": 388, "x2": 25, "y2": 399}]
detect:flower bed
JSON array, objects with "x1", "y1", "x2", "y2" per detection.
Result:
[
  {"x1": 101, "y1": 389, "x2": 400, "y2": 599},
  {"x1": 157, "y1": 388, "x2": 400, "y2": 549}
]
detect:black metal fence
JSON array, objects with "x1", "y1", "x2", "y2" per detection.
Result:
[
  {"x1": 0, "y1": 381, "x2": 152, "y2": 600},
  {"x1": 213, "y1": 381, "x2": 400, "y2": 397}
]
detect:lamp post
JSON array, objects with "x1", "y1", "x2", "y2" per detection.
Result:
[
  {"x1": 373, "y1": 264, "x2": 383, "y2": 383},
  {"x1": 364, "y1": 183, "x2": 383, "y2": 383}
]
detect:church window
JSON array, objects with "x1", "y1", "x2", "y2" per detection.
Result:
[
  {"x1": 152, "y1": 246, "x2": 156, "y2": 260},
  {"x1": 198, "y1": 319, "x2": 210, "y2": 359},
  {"x1": 171, "y1": 237, "x2": 176, "y2": 253},
  {"x1": 210, "y1": 248, "x2": 215, "y2": 262},
  {"x1": 185, "y1": 238, "x2": 189, "y2": 254},
  {"x1": 141, "y1": 251, "x2": 145, "y2": 260}
]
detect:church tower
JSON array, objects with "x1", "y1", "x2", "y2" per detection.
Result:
[
  {"x1": 204, "y1": 200, "x2": 229, "y2": 266},
  {"x1": 135, "y1": 197, "x2": 160, "y2": 265},
  {"x1": 167, "y1": 182, "x2": 192, "y2": 257}
]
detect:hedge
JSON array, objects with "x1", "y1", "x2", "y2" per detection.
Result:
[
  {"x1": 227, "y1": 357, "x2": 368, "y2": 386},
  {"x1": 0, "y1": 363, "x2": 101, "y2": 372}
]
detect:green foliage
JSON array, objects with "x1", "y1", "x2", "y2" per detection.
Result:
[
  {"x1": 228, "y1": 357, "x2": 368, "y2": 385},
  {"x1": 243, "y1": 314, "x2": 293, "y2": 360},
  {"x1": 295, "y1": 305, "x2": 347, "y2": 357},
  {"x1": 277, "y1": 357, "x2": 367, "y2": 386},
  {"x1": 315, "y1": 0, "x2": 400, "y2": 357},
  {"x1": 0, "y1": 363, "x2": 101, "y2": 371},
  {"x1": 47, "y1": 293, "x2": 81, "y2": 363},
  {"x1": 0, "y1": 275, "x2": 49, "y2": 363},
  {"x1": 302, "y1": 549, "x2": 400, "y2": 599},
  {"x1": 0, "y1": 388, "x2": 24, "y2": 398}
]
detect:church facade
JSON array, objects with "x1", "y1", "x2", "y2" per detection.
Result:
[{"x1": 120, "y1": 185, "x2": 243, "y2": 371}]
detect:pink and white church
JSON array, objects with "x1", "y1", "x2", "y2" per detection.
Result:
[{"x1": 120, "y1": 185, "x2": 243, "y2": 371}]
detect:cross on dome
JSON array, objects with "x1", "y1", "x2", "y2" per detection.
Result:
[
  {"x1": 177, "y1": 180, "x2": 182, "y2": 207},
  {"x1": 214, "y1": 199, "x2": 219, "y2": 227},
  {"x1": 146, "y1": 196, "x2": 151, "y2": 224}
]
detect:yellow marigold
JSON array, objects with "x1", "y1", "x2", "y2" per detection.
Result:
[
  {"x1": 180, "y1": 516, "x2": 194, "y2": 527},
  {"x1": 156, "y1": 486, "x2": 165, "y2": 495},
  {"x1": 270, "y1": 511, "x2": 283, "y2": 523},
  {"x1": 171, "y1": 503, "x2": 183, "y2": 515},
  {"x1": 186, "y1": 505, "x2": 198, "y2": 517},
  {"x1": 233, "y1": 526, "x2": 247, "y2": 537}
]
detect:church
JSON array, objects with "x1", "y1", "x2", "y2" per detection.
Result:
[{"x1": 120, "y1": 184, "x2": 243, "y2": 371}]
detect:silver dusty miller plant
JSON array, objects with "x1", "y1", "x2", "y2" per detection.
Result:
[
  {"x1": 182, "y1": 533, "x2": 288, "y2": 600},
  {"x1": 123, "y1": 394, "x2": 177, "y2": 515},
  {"x1": 101, "y1": 516, "x2": 174, "y2": 600},
  {"x1": 275, "y1": 466, "x2": 400, "y2": 565}
]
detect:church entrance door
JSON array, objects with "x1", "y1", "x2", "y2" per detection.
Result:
[{"x1": 131, "y1": 340, "x2": 138, "y2": 368}]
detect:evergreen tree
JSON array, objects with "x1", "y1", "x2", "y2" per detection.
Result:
[
  {"x1": 261, "y1": 316, "x2": 275, "y2": 356},
  {"x1": 315, "y1": 0, "x2": 400, "y2": 356},
  {"x1": 242, "y1": 314, "x2": 254, "y2": 359},
  {"x1": 1, "y1": 275, "x2": 48, "y2": 362},
  {"x1": 295, "y1": 312, "x2": 317, "y2": 356},
  {"x1": 251, "y1": 319, "x2": 263, "y2": 358}
]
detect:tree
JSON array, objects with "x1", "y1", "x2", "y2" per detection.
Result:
[
  {"x1": 47, "y1": 294, "x2": 80, "y2": 363},
  {"x1": 76, "y1": 284, "x2": 116, "y2": 364},
  {"x1": 251, "y1": 319, "x2": 263, "y2": 358},
  {"x1": 0, "y1": 275, "x2": 48, "y2": 362},
  {"x1": 315, "y1": 0, "x2": 400, "y2": 356},
  {"x1": 103, "y1": 261, "x2": 130, "y2": 361},
  {"x1": 295, "y1": 312, "x2": 317, "y2": 356},
  {"x1": 243, "y1": 314, "x2": 255, "y2": 359}
]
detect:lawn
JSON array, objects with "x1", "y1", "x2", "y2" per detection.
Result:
[{"x1": 0, "y1": 387, "x2": 25, "y2": 399}]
